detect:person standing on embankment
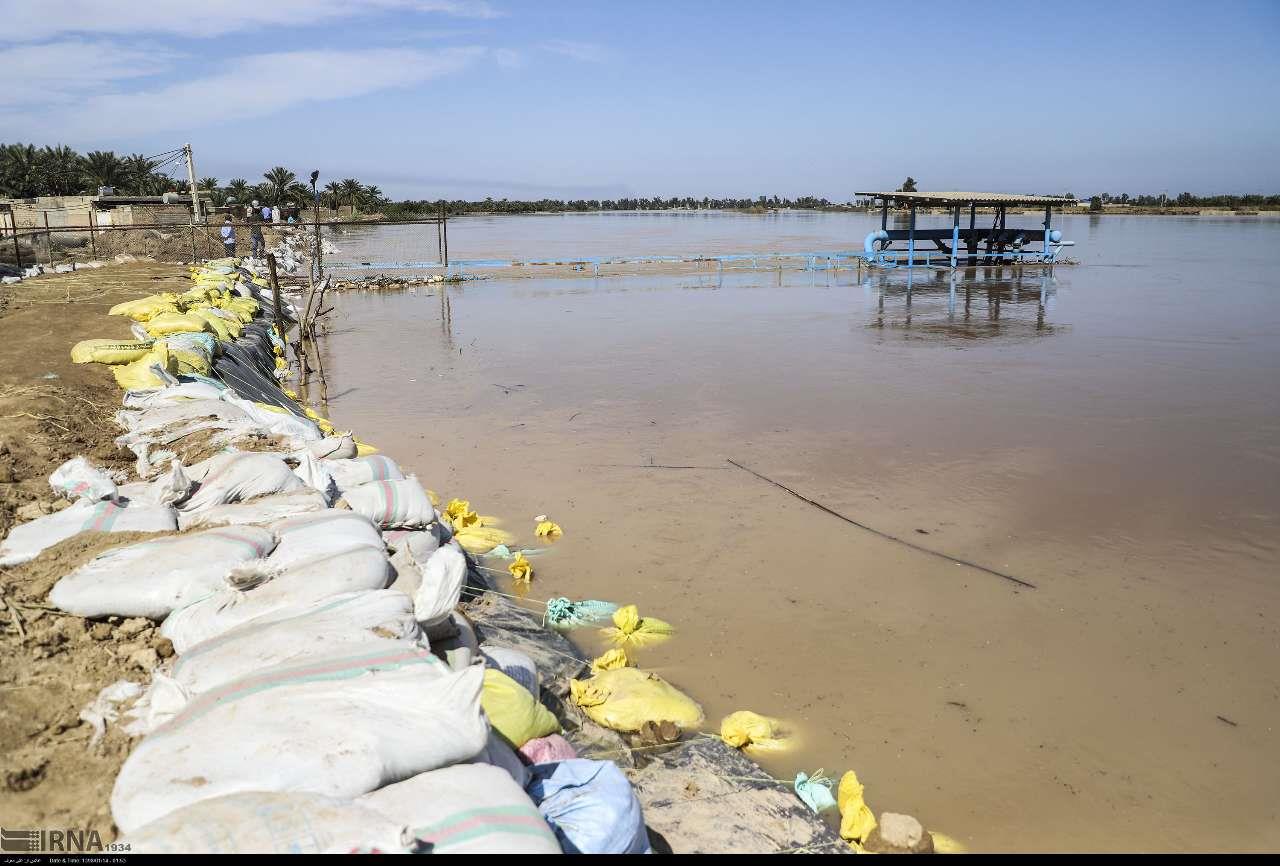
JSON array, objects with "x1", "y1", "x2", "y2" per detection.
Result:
[{"x1": 220, "y1": 216, "x2": 236, "y2": 257}]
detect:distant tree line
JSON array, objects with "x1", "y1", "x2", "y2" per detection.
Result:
[
  {"x1": 0, "y1": 142, "x2": 388, "y2": 215},
  {"x1": 1088, "y1": 191, "x2": 1280, "y2": 208},
  {"x1": 382, "y1": 194, "x2": 845, "y2": 218}
]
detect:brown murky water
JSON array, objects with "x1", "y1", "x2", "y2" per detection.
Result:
[{"x1": 315, "y1": 213, "x2": 1280, "y2": 852}]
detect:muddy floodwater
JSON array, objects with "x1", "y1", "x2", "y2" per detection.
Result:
[{"x1": 315, "y1": 212, "x2": 1280, "y2": 852}]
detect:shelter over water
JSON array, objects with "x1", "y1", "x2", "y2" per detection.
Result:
[{"x1": 855, "y1": 191, "x2": 1076, "y2": 268}]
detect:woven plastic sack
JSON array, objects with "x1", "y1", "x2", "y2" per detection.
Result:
[
  {"x1": 49, "y1": 525, "x2": 276, "y2": 619},
  {"x1": 111, "y1": 651, "x2": 486, "y2": 834},
  {"x1": 0, "y1": 499, "x2": 176, "y2": 567},
  {"x1": 527, "y1": 759, "x2": 649, "y2": 854},
  {"x1": 341, "y1": 478, "x2": 437, "y2": 529},
  {"x1": 569, "y1": 667, "x2": 704, "y2": 733},
  {"x1": 482, "y1": 668, "x2": 560, "y2": 749},
  {"x1": 357, "y1": 763, "x2": 561, "y2": 854}
]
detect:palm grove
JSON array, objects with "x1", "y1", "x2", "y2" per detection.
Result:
[{"x1": 0, "y1": 144, "x2": 387, "y2": 214}]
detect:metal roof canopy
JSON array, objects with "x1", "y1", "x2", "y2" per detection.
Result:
[{"x1": 855, "y1": 191, "x2": 1076, "y2": 206}]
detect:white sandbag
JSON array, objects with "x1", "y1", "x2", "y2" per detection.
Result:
[
  {"x1": 413, "y1": 541, "x2": 466, "y2": 627},
  {"x1": 48, "y1": 456, "x2": 117, "y2": 502},
  {"x1": 111, "y1": 652, "x2": 487, "y2": 834},
  {"x1": 0, "y1": 499, "x2": 177, "y2": 567},
  {"x1": 340, "y1": 478, "x2": 437, "y2": 529},
  {"x1": 323, "y1": 455, "x2": 404, "y2": 490},
  {"x1": 122, "y1": 381, "x2": 226, "y2": 409},
  {"x1": 176, "y1": 489, "x2": 328, "y2": 531},
  {"x1": 430, "y1": 610, "x2": 479, "y2": 671},
  {"x1": 115, "y1": 399, "x2": 251, "y2": 435},
  {"x1": 472, "y1": 731, "x2": 531, "y2": 788},
  {"x1": 171, "y1": 590, "x2": 427, "y2": 694},
  {"x1": 160, "y1": 545, "x2": 393, "y2": 653},
  {"x1": 122, "y1": 674, "x2": 190, "y2": 737},
  {"x1": 220, "y1": 392, "x2": 322, "y2": 442},
  {"x1": 292, "y1": 451, "x2": 338, "y2": 503},
  {"x1": 357, "y1": 764, "x2": 562, "y2": 854},
  {"x1": 306, "y1": 434, "x2": 357, "y2": 460},
  {"x1": 117, "y1": 460, "x2": 194, "y2": 507},
  {"x1": 481, "y1": 644, "x2": 540, "y2": 700},
  {"x1": 179, "y1": 452, "x2": 306, "y2": 514},
  {"x1": 267, "y1": 510, "x2": 385, "y2": 567},
  {"x1": 383, "y1": 525, "x2": 442, "y2": 560},
  {"x1": 49, "y1": 525, "x2": 277, "y2": 619},
  {"x1": 123, "y1": 791, "x2": 410, "y2": 855}
]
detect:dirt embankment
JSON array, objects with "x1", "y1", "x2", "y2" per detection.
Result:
[{"x1": 0, "y1": 264, "x2": 189, "y2": 839}]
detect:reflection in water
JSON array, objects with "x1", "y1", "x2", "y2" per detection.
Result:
[{"x1": 866, "y1": 265, "x2": 1060, "y2": 339}]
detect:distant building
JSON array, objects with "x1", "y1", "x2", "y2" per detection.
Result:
[{"x1": 0, "y1": 193, "x2": 213, "y2": 231}]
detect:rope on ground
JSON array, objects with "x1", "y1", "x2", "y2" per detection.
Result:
[{"x1": 727, "y1": 458, "x2": 1037, "y2": 590}]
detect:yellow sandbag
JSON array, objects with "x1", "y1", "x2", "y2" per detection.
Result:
[
  {"x1": 591, "y1": 648, "x2": 631, "y2": 673},
  {"x1": 354, "y1": 439, "x2": 379, "y2": 457},
  {"x1": 303, "y1": 407, "x2": 336, "y2": 435},
  {"x1": 838, "y1": 770, "x2": 877, "y2": 846},
  {"x1": 570, "y1": 667, "x2": 704, "y2": 733},
  {"x1": 143, "y1": 312, "x2": 212, "y2": 337},
  {"x1": 70, "y1": 338, "x2": 154, "y2": 365},
  {"x1": 109, "y1": 294, "x2": 180, "y2": 322},
  {"x1": 930, "y1": 832, "x2": 963, "y2": 854},
  {"x1": 535, "y1": 520, "x2": 562, "y2": 539},
  {"x1": 187, "y1": 308, "x2": 235, "y2": 340},
  {"x1": 482, "y1": 668, "x2": 560, "y2": 749},
  {"x1": 720, "y1": 710, "x2": 785, "y2": 751},
  {"x1": 453, "y1": 525, "x2": 516, "y2": 555},
  {"x1": 112, "y1": 345, "x2": 176, "y2": 391},
  {"x1": 602, "y1": 604, "x2": 674, "y2": 648},
  {"x1": 508, "y1": 552, "x2": 533, "y2": 583}
]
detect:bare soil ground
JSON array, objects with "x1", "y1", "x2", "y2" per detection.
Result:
[{"x1": 0, "y1": 263, "x2": 189, "y2": 840}]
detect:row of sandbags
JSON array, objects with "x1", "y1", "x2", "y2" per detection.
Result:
[{"x1": 12, "y1": 257, "x2": 654, "y2": 853}]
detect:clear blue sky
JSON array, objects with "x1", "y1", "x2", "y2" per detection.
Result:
[{"x1": 4, "y1": 0, "x2": 1278, "y2": 200}]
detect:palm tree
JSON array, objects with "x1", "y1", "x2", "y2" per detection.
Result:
[
  {"x1": 339, "y1": 178, "x2": 363, "y2": 215},
  {"x1": 0, "y1": 143, "x2": 44, "y2": 197},
  {"x1": 323, "y1": 180, "x2": 342, "y2": 211},
  {"x1": 80, "y1": 150, "x2": 126, "y2": 192},
  {"x1": 363, "y1": 185, "x2": 385, "y2": 208},
  {"x1": 40, "y1": 145, "x2": 81, "y2": 195},
  {"x1": 199, "y1": 177, "x2": 226, "y2": 207},
  {"x1": 225, "y1": 178, "x2": 250, "y2": 205},
  {"x1": 121, "y1": 154, "x2": 157, "y2": 195},
  {"x1": 263, "y1": 166, "x2": 296, "y2": 204},
  {"x1": 284, "y1": 181, "x2": 313, "y2": 207}
]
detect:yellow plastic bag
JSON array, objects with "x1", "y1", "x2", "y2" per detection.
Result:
[
  {"x1": 482, "y1": 668, "x2": 560, "y2": 749},
  {"x1": 570, "y1": 667, "x2": 704, "y2": 733},
  {"x1": 108, "y1": 294, "x2": 180, "y2": 322},
  {"x1": 453, "y1": 525, "x2": 516, "y2": 555},
  {"x1": 720, "y1": 710, "x2": 785, "y2": 751},
  {"x1": 443, "y1": 499, "x2": 471, "y2": 524},
  {"x1": 508, "y1": 553, "x2": 533, "y2": 583},
  {"x1": 143, "y1": 312, "x2": 212, "y2": 337},
  {"x1": 603, "y1": 604, "x2": 674, "y2": 647},
  {"x1": 70, "y1": 338, "x2": 154, "y2": 365},
  {"x1": 354, "y1": 439, "x2": 379, "y2": 457},
  {"x1": 590, "y1": 648, "x2": 631, "y2": 673},
  {"x1": 838, "y1": 770, "x2": 877, "y2": 846},
  {"x1": 535, "y1": 520, "x2": 562, "y2": 539},
  {"x1": 111, "y1": 345, "x2": 177, "y2": 391}
]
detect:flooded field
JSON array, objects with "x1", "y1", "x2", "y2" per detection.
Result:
[{"x1": 315, "y1": 212, "x2": 1280, "y2": 852}]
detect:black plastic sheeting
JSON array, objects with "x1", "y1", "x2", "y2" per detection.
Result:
[{"x1": 212, "y1": 322, "x2": 307, "y2": 416}]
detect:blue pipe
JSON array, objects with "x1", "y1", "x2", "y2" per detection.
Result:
[{"x1": 863, "y1": 229, "x2": 888, "y2": 256}]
